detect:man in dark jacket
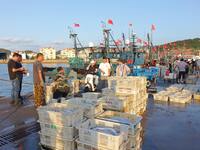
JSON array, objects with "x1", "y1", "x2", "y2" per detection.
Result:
[{"x1": 8, "y1": 53, "x2": 24, "y2": 106}]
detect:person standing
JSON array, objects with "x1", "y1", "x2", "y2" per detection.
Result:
[
  {"x1": 16, "y1": 54, "x2": 25, "y2": 101},
  {"x1": 33, "y1": 53, "x2": 46, "y2": 108},
  {"x1": 7, "y1": 53, "x2": 24, "y2": 106},
  {"x1": 99, "y1": 57, "x2": 111, "y2": 77},
  {"x1": 116, "y1": 59, "x2": 131, "y2": 77},
  {"x1": 177, "y1": 58, "x2": 188, "y2": 84}
]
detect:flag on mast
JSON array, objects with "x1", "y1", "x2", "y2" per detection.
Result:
[
  {"x1": 108, "y1": 19, "x2": 114, "y2": 25},
  {"x1": 151, "y1": 24, "x2": 156, "y2": 31},
  {"x1": 74, "y1": 23, "x2": 80, "y2": 27}
]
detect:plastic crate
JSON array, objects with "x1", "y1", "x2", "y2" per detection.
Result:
[
  {"x1": 100, "y1": 96, "x2": 132, "y2": 112},
  {"x1": 64, "y1": 98, "x2": 103, "y2": 118},
  {"x1": 194, "y1": 94, "x2": 200, "y2": 100},
  {"x1": 39, "y1": 122, "x2": 78, "y2": 140},
  {"x1": 76, "y1": 139, "x2": 127, "y2": 150},
  {"x1": 78, "y1": 119, "x2": 129, "y2": 150},
  {"x1": 37, "y1": 103, "x2": 83, "y2": 127},
  {"x1": 127, "y1": 128, "x2": 142, "y2": 149},
  {"x1": 96, "y1": 111, "x2": 142, "y2": 136},
  {"x1": 40, "y1": 133, "x2": 75, "y2": 150},
  {"x1": 82, "y1": 92, "x2": 102, "y2": 100}
]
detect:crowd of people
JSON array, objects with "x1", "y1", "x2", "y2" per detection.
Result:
[
  {"x1": 8, "y1": 51, "x2": 199, "y2": 108},
  {"x1": 157, "y1": 57, "x2": 200, "y2": 84}
]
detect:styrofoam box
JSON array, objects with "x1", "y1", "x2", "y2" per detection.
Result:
[
  {"x1": 78, "y1": 119, "x2": 129, "y2": 150},
  {"x1": 39, "y1": 122, "x2": 78, "y2": 140},
  {"x1": 63, "y1": 97, "x2": 104, "y2": 118},
  {"x1": 96, "y1": 111, "x2": 142, "y2": 136},
  {"x1": 169, "y1": 96, "x2": 191, "y2": 104},
  {"x1": 127, "y1": 128, "x2": 142, "y2": 148},
  {"x1": 40, "y1": 133, "x2": 75, "y2": 150},
  {"x1": 194, "y1": 94, "x2": 200, "y2": 100},
  {"x1": 37, "y1": 103, "x2": 83, "y2": 127},
  {"x1": 82, "y1": 92, "x2": 102, "y2": 100},
  {"x1": 76, "y1": 139, "x2": 127, "y2": 150},
  {"x1": 116, "y1": 87, "x2": 140, "y2": 95},
  {"x1": 100, "y1": 96, "x2": 131, "y2": 111},
  {"x1": 102, "y1": 88, "x2": 115, "y2": 96}
]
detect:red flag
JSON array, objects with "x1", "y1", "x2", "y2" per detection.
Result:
[
  {"x1": 108, "y1": 19, "x2": 113, "y2": 25},
  {"x1": 152, "y1": 47, "x2": 157, "y2": 52},
  {"x1": 137, "y1": 38, "x2": 142, "y2": 44},
  {"x1": 151, "y1": 24, "x2": 156, "y2": 31},
  {"x1": 143, "y1": 41, "x2": 148, "y2": 46},
  {"x1": 163, "y1": 44, "x2": 168, "y2": 49},
  {"x1": 74, "y1": 23, "x2": 80, "y2": 27}
]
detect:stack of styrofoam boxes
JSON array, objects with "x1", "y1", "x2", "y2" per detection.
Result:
[
  {"x1": 96, "y1": 111, "x2": 143, "y2": 150},
  {"x1": 77, "y1": 119, "x2": 129, "y2": 150},
  {"x1": 38, "y1": 103, "x2": 84, "y2": 150},
  {"x1": 105, "y1": 76, "x2": 148, "y2": 115}
]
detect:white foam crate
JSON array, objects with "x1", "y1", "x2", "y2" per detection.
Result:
[
  {"x1": 99, "y1": 96, "x2": 131, "y2": 111},
  {"x1": 102, "y1": 88, "x2": 115, "y2": 96},
  {"x1": 39, "y1": 122, "x2": 78, "y2": 140},
  {"x1": 63, "y1": 98, "x2": 104, "y2": 118},
  {"x1": 76, "y1": 139, "x2": 128, "y2": 150},
  {"x1": 127, "y1": 128, "x2": 142, "y2": 149},
  {"x1": 96, "y1": 111, "x2": 142, "y2": 136},
  {"x1": 169, "y1": 96, "x2": 191, "y2": 104},
  {"x1": 78, "y1": 119, "x2": 129, "y2": 150},
  {"x1": 40, "y1": 133, "x2": 75, "y2": 150},
  {"x1": 82, "y1": 92, "x2": 102, "y2": 100},
  {"x1": 37, "y1": 103, "x2": 83, "y2": 126}
]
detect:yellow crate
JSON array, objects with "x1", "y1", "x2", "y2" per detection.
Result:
[{"x1": 78, "y1": 119, "x2": 129, "y2": 150}]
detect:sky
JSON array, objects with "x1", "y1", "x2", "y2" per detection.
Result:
[{"x1": 0, "y1": 0, "x2": 199, "y2": 51}]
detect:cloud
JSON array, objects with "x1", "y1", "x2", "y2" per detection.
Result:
[
  {"x1": 0, "y1": 37, "x2": 34, "y2": 44},
  {"x1": 51, "y1": 40, "x2": 66, "y2": 45},
  {"x1": 0, "y1": 37, "x2": 73, "y2": 50}
]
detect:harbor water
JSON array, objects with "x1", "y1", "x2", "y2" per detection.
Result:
[{"x1": 0, "y1": 64, "x2": 66, "y2": 97}]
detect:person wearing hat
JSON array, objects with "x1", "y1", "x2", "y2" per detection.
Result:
[{"x1": 116, "y1": 59, "x2": 131, "y2": 77}]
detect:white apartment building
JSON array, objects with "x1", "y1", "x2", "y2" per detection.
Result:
[
  {"x1": 40, "y1": 47, "x2": 56, "y2": 60},
  {"x1": 60, "y1": 48, "x2": 76, "y2": 59}
]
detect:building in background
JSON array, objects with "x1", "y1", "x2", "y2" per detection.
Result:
[
  {"x1": 78, "y1": 48, "x2": 91, "y2": 61},
  {"x1": 0, "y1": 49, "x2": 11, "y2": 60},
  {"x1": 60, "y1": 48, "x2": 76, "y2": 59},
  {"x1": 40, "y1": 47, "x2": 56, "y2": 60}
]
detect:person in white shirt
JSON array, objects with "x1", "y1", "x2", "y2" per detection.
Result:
[{"x1": 99, "y1": 57, "x2": 111, "y2": 77}]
